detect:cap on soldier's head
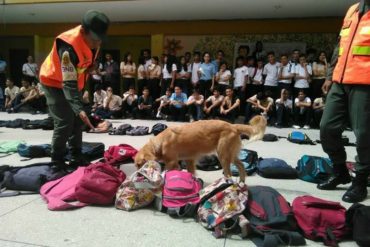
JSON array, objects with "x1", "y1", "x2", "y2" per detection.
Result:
[{"x1": 82, "y1": 10, "x2": 110, "y2": 41}]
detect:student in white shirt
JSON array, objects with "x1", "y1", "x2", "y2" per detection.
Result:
[
  {"x1": 249, "y1": 59, "x2": 264, "y2": 98},
  {"x1": 156, "y1": 88, "x2": 172, "y2": 119},
  {"x1": 4, "y1": 79, "x2": 20, "y2": 110},
  {"x1": 278, "y1": 54, "x2": 294, "y2": 94},
  {"x1": 22, "y1": 55, "x2": 39, "y2": 84},
  {"x1": 275, "y1": 89, "x2": 293, "y2": 128},
  {"x1": 95, "y1": 87, "x2": 123, "y2": 119},
  {"x1": 120, "y1": 52, "x2": 136, "y2": 93},
  {"x1": 245, "y1": 91, "x2": 274, "y2": 123},
  {"x1": 176, "y1": 56, "x2": 191, "y2": 96},
  {"x1": 215, "y1": 62, "x2": 232, "y2": 94},
  {"x1": 122, "y1": 86, "x2": 138, "y2": 118},
  {"x1": 161, "y1": 54, "x2": 177, "y2": 97},
  {"x1": 294, "y1": 54, "x2": 312, "y2": 98},
  {"x1": 312, "y1": 51, "x2": 328, "y2": 99},
  {"x1": 92, "y1": 84, "x2": 106, "y2": 112},
  {"x1": 147, "y1": 56, "x2": 161, "y2": 100},
  {"x1": 263, "y1": 51, "x2": 280, "y2": 100},
  {"x1": 186, "y1": 88, "x2": 204, "y2": 122},
  {"x1": 293, "y1": 90, "x2": 312, "y2": 129},
  {"x1": 204, "y1": 87, "x2": 224, "y2": 119},
  {"x1": 190, "y1": 52, "x2": 201, "y2": 90},
  {"x1": 137, "y1": 56, "x2": 147, "y2": 96},
  {"x1": 233, "y1": 56, "x2": 248, "y2": 113}
]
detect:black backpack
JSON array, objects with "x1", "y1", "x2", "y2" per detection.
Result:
[
  {"x1": 257, "y1": 158, "x2": 298, "y2": 179},
  {"x1": 151, "y1": 123, "x2": 168, "y2": 136},
  {"x1": 244, "y1": 186, "x2": 306, "y2": 247},
  {"x1": 263, "y1": 134, "x2": 279, "y2": 142},
  {"x1": 17, "y1": 143, "x2": 51, "y2": 160},
  {"x1": 65, "y1": 142, "x2": 105, "y2": 163},
  {"x1": 109, "y1": 123, "x2": 133, "y2": 135},
  {"x1": 22, "y1": 117, "x2": 54, "y2": 130},
  {"x1": 231, "y1": 149, "x2": 258, "y2": 176},
  {"x1": 0, "y1": 162, "x2": 67, "y2": 197},
  {"x1": 126, "y1": 126, "x2": 150, "y2": 136},
  {"x1": 346, "y1": 203, "x2": 370, "y2": 247},
  {"x1": 196, "y1": 155, "x2": 222, "y2": 171}
]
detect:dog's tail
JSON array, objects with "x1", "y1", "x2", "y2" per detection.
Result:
[{"x1": 234, "y1": 115, "x2": 267, "y2": 142}]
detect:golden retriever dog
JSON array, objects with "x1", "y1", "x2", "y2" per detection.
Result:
[{"x1": 134, "y1": 116, "x2": 266, "y2": 182}]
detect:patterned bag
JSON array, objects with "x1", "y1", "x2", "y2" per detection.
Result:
[
  {"x1": 197, "y1": 177, "x2": 249, "y2": 238},
  {"x1": 115, "y1": 161, "x2": 163, "y2": 211}
]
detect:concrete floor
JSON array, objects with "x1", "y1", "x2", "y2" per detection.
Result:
[{"x1": 0, "y1": 112, "x2": 366, "y2": 247}]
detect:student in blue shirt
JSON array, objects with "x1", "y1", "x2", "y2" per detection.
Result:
[
  {"x1": 198, "y1": 52, "x2": 216, "y2": 99},
  {"x1": 211, "y1": 50, "x2": 225, "y2": 72},
  {"x1": 169, "y1": 86, "x2": 188, "y2": 122}
]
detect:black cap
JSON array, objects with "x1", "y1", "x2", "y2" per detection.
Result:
[{"x1": 82, "y1": 10, "x2": 110, "y2": 41}]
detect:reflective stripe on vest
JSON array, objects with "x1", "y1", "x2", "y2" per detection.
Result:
[
  {"x1": 359, "y1": 26, "x2": 370, "y2": 35},
  {"x1": 340, "y1": 28, "x2": 350, "y2": 37},
  {"x1": 339, "y1": 47, "x2": 344, "y2": 56},
  {"x1": 352, "y1": 45, "x2": 370, "y2": 55}
]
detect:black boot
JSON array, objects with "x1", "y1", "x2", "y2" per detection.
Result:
[
  {"x1": 342, "y1": 172, "x2": 368, "y2": 203},
  {"x1": 317, "y1": 164, "x2": 352, "y2": 190}
]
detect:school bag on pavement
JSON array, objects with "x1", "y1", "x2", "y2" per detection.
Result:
[
  {"x1": 296, "y1": 155, "x2": 333, "y2": 183},
  {"x1": 292, "y1": 196, "x2": 349, "y2": 247},
  {"x1": 40, "y1": 167, "x2": 87, "y2": 210},
  {"x1": 262, "y1": 134, "x2": 279, "y2": 142},
  {"x1": 345, "y1": 203, "x2": 370, "y2": 247},
  {"x1": 126, "y1": 126, "x2": 150, "y2": 136},
  {"x1": 158, "y1": 170, "x2": 203, "y2": 217},
  {"x1": 22, "y1": 117, "x2": 54, "y2": 130},
  {"x1": 17, "y1": 143, "x2": 51, "y2": 159},
  {"x1": 74, "y1": 162, "x2": 126, "y2": 205},
  {"x1": 64, "y1": 142, "x2": 105, "y2": 163},
  {"x1": 244, "y1": 186, "x2": 305, "y2": 247},
  {"x1": 196, "y1": 155, "x2": 222, "y2": 171},
  {"x1": 151, "y1": 123, "x2": 168, "y2": 136},
  {"x1": 197, "y1": 178, "x2": 249, "y2": 238},
  {"x1": 115, "y1": 160, "x2": 163, "y2": 211},
  {"x1": 231, "y1": 149, "x2": 258, "y2": 176},
  {"x1": 103, "y1": 144, "x2": 138, "y2": 166},
  {"x1": 257, "y1": 158, "x2": 298, "y2": 179},
  {"x1": 109, "y1": 123, "x2": 133, "y2": 135},
  {"x1": 0, "y1": 162, "x2": 67, "y2": 197},
  {"x1": 287, "y1": 131, "x2": 315, "y2": 145}
]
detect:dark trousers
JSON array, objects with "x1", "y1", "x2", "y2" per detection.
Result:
[
  {"x1": 133, "y1": 107, "x2": 153, "y2": 119},
  {"x1": 0, "y1": 73, "x2": 5, "y2": 95},
  {"x1": 312, "y1": 78, "x2": 325, "y2": 99},
  {"x1": 43, "y1": 85, "x2": 83, "y2": 162},
  {"x1": 137, "y1": 79, "x2": 147, "y2": 95},
  {"x1": 199, "y1": 80, "x2": 212, "y2": 99},
  {"x1": 176, "y1": 79, "x2": 189, "y2": 95},
  {"x1": 188, "y1": 103, "x2": 203, "y2": 121},
  {"x1": 320, "y1": 83, "x2": 370, "y2": 173},
  {"x1": 122, "y1": 78, "x2": 135, "y2": 93},
  {"x1": 148, "y1": 78, "x2": 160, "y2": 100},
  {"x1": 204, "y1": 101, "x2": 220, "y2": 119},
  {"x1": 122, "y1": 100, "x2": 137, "y2": 117},
  {"x1": 95, "y1": 108, "x2": 122, "y2": 119},
  {"x1": 161, "y1": 79, "x2": 172, "y2": 96},
  {"x1": 12, "y1": 94, "x2": 45, "y2": 112},
  {"x1": 245, "y1": 103, "x2": 261, "y2": 123},
  {"x1": 264, "y1": 85, "x2": 279, "y2": 100},
  {"x1": 220, "y1": 107, "x2": 239, "y2": 123},
  {"x1": 293, "y1": 107, "x2": 311, "y2": 127},
  {"x1": 276, "y1": 104, "x2": 292, "y2": 126},
  {"x1": 234, "y1": 87, "x2": 246, "y2": 115},
  {"x1": 313, "y1": 108, "x2": 323, "y2": 128},
  {"x1": 169, "y1": 105, "x2": 187, "y2": 121}
]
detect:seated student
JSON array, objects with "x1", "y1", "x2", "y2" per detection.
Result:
[
  {"x1": 95, "y1": 87, "x2": 122, "y2": 119},
  {"x1": 133, "y1": 87, "x2": 153, "y2": 119},
  {"x1": 156, "y1": 88, "x2": 172, "y2": 119},
  {"x1": 204, "y1": 87, "x2": 224, "y2": 119},
  {"x1": 169, "y1": 86, "x2": 188, "y2": 122},
  {"x1": 8, "y1": 79, "x2": 39, "y2": 113},
  {"x1": 187, "y1": 88, "x2": 204, "y2": 122},
  {"x1": 4, "y1": 79, "x2": 20, "y2": 110},
  {"x1": 215, "y1": 62, "x2": 232, "y2": 94},
  {"x1": 33, "y1": 82, "x2": 47, "y2": 113},
  {"x1": 293, "y1": 90, "x2": 312, "y2": 129},
  {"x1": 312, "y1": 93, "x2": 326, "y2": 128},
  {"x1": 122, "y1": 86, "x2": 138, "y2": 118},
  {"x1": 82, "y1": 90, "x2": 92, "y2": 114},
  {"x1": 244, "y1": 91, "x2": 274, "y2": 123},
  {"x1": 92, "y1": 84, "x2": 106, "y2": 112},
  {"x1": 220, "y1": 87, "x2": 240, "y2": 123},
  {"x1": 275, "y1": 89, "x2": 293, "y2": 128}
]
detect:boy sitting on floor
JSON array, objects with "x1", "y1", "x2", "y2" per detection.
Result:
[
  {"x1": 220, "y1": 86, "x2": 240, "y2": 123},
  {"x1": 122, "y1": 86, "x2": 138, "y2": 118},
  {"x1": 95, "y1": 87, "x2": 122, "y2": 119},
  {"x1": 187, "y1": 88, "x2": 204, "y2": 122},
  {"x1": 203, "y1": 87, "x2": 224, "y2": 119},
  {"x1": 169, "y1": 86, "x2": 188, "y2": 122},
  {"x1": 133, "y1": 87, "x2": 153, "y2": 119},
  {"x1": 156, "y1": 88, "x2": 172, "y2": 119}
]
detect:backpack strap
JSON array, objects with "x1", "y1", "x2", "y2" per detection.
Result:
[{"x1": 255, "y1": 231, "x2": 305, "y2": 247}]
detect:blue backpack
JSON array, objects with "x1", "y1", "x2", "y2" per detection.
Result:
[
  {"x1": 296, "y1": 155, "x2": 333, "y2": 183},
  {"x1": 257, "y1": 158, "x2": 298, "y2": 179},
  {"x1": 231, "y1": 149, "x2": 258, "y2": 176},
  {"x1": 288, "y1": 131, "x2": 315, "y2": 145},
  {"x1": 17, "y1": 144, "x2": 51, "y2": 159}
]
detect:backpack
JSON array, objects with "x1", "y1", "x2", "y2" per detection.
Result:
[
  {"x1": 263, "y1": 134, "x2": 279, "y2": 142},
  {"x1": 257, "y1": 158, "x2": 298, "y2": 179},
  {"x1": 0, "y1": 140, "x2": 25, "y2": 155},
  {"x1": 126, "y1": 126, "x2": 150, "y2": 136},
  {"x1": 103, "y1": 144, "x2": 138, "y2": 166},
  {"x1": 0, "y1": 162, "x2": 67, "y2": 197},
  {"x1": 151, "y1": 123, "x2": 168, "y2": 136},
  {"x1": 160, "y1": 170, "x2": 203, "y2": 217},
  {"x1": 231, "y1": 149, "x2": 258, "y2": 176},
  {"x1": 287, "y1": 131, "x2": 315, "y2": 145},
  {"x1": 196, "y1": 155, "x2": 222, "y2": 171},
  {"x1": 40, "y1": 167, "x2": 88, "y2": 210},
  {"x1": 346, "y1": 203, "x2": 370, "y2": 247},
  {"x1": 22, "y1": 117, "x2": 54, "y2": 130},
  {"x1": 292, "y1": 196, "x2": 349, "y2": 246},
  {"x1": 109, "y1": 123, "x2": 133, "y2": 135},
  {"x1": 74, "y1": 162, "x2": 126, "y2": 205},
  {"x1": 245, "y1": 186, "x2": 305, "y2": 247},
  {"x1": 17, "y1": 143, "x2": 51, "y2": 159},
  {"x1": 296, "y1": 155, "x2": 333, "y2": 183},
  {"x1": 115, "y1": 161, "x2": 163, "y2": 211},
  {"x1": 5, "y1": 119, "x2": 29, "y2": 128},
  {"x1": 198, "y1": 178, "x2": 249, "y2": 238},
  {"x1": 65, "y1": 142, "x2": 105, "y2": 163},
  {"x1": 346, "y1": 162, "x2": 370, "y2": 187}
]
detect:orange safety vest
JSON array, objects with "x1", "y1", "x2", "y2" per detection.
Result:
[
  {"x1": 333, "y1": 3, "x2": 370, "y2": 84},
  {"x1": 40, "y1": 25, "x2": 96, "y2": 91}
]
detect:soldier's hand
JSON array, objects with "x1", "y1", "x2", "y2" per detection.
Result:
[
  {"x1": 322, "y1": 79, "x2": 333, "y2": 94},
  {"x1": 79, "y1": 111, "x2": 94, "y2": 130}
]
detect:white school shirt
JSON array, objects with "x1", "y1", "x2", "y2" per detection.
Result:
[
  {"x1": 162, "y1": 64, "x2": 177, "y2": 79},
  {"x1": 294, "y1": 64, "x2": 312, "y2": 88},
  {"x1": 191, "y1": 62, "x2": 201, "y2": 83},
  {"x1": 253, "y1": 68, "x2": 263, "y2": 84},
  {"x1": 137, "y1": 64, "x2": 145, "y2": 80},
  {"x1": 92, "y1": 63, "x2": 103, "y2": 81},
  {"x1": 279, "y1": 64, "x2": 294, "y2": 84},
  {"x1": 233, "y1": 66, "x2": 248, "y2": 88},
  {"x1": 22, "y1": 63, "x2": 38, "y2": 77},
  {"x1": 93, "y1": 90, "x2": 107, "y2": 105},
  {"x1": 275, "y1": 98, "x2": 292, "y2": 109},
  {"x1": 295, "y1": 97, "x2": 311, "y2": 110},
  {"x1": 4, "y1": 86, "x2": 20, "y2": 100},
  {"x1": 216, "y1": 70, "x2": 232, "y2": 85},
  {"x1": 263, "y1": 62, "x2": 280, "y2": 87}
]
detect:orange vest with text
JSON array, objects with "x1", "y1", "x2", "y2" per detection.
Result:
[
  {"x1": 333, "y1": 3, "x2": 370, "y2": 84},
  {"x1": 40, "y1": 25, "x2": 94, "y2": 91}
]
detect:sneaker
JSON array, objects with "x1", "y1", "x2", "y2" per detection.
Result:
[
  {"x1": 303, "y1": 125, "x2": 310, "y2": 129},
  {"x1": 156, "y1": 111, "x2": 161, "y2": 119},
  {"x1": 293, "y1": 125, "x2": 301, "y2": 129}
]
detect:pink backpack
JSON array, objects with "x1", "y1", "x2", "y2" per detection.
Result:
[
  {"x1": 40, "y1": 167, "x2": 87, "y2": 211},
  {"x1": 292, "y1": 196, "x2": 349, "y2": 246},
  {"x1": 161, "y1": 170, "x2": 203, "y2": 217},
  {"x1": 75, "y1": 162, "x2": 126, "y2": 205},
  {"x1": 104, "y1": 144, "x2": 138, "y2": 166}
]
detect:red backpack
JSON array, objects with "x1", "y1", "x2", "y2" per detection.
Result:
[
  {"x1": 103, "y1": 144, "x2": 138, "y2": 166},
  {"x1": 292, "y1": 196, "x2": 349, "y2": 247},
  {"x1": 75, "y1": 162, "x2": 126, "y2": 205}
]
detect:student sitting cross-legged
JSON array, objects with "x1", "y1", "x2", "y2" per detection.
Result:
[
  {"x1": 169, "y1": 86, "x2": 188, "y2": 122},
  {"x1": 293, "y1": 90, "x2": 312, "y2": 129},
  {"x1": 244, "y1": 91, "x2": 274, "y2": 124},
  {"x1": 203, "y1": 87, "x2": 224, "y2": 119},
  {"x1": 186, "y1": 88, "x2": 204, "y2": 122},
  {"x1": 95, "y1": 87, "x2": 122, "y2": 119},
  {"x1": 275, "y1": 89, "x2": 293, "y2": 128},
  {"x1": 155, "y1": 88, "x2": 172, "y2": 119},
  {"x1": 92, "y1": 84, "x2": 106, "y2": 112},
  {"x1": 133, "y1": 87, "x2": 153, "y2": 119},
  {"x1": 122, "y1": 86, "x2": 138, "y2": 118},
  {"x1": 219, "y1": 86, "x2": 240, "y2": 123}
]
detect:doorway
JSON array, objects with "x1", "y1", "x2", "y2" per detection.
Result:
[{"x1": 9, "y1": 49, "x2": 29, "y2": 86}]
